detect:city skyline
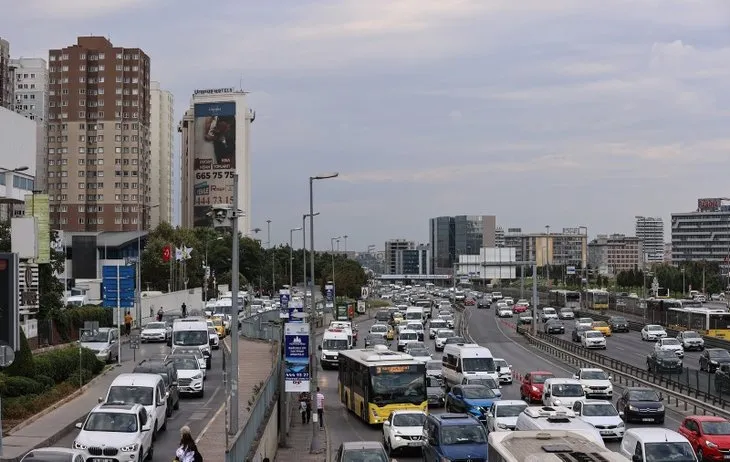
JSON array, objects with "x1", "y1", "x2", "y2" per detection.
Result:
[{"x1": 3, "y1": 1, "x2": 729, "y2": 248}]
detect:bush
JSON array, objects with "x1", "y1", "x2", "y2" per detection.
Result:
[
  {"x1": 32, "y1": 346, "x2": 103, "y2": 383},
  {"x1": 3, "y1": 329, "x2": 34, "y2": 378},
  {"x1": 50, "y1": 306, "x2": 113, "y2": 342},
  {"x1": 3, "y1": 376, "x2": 48, "y2": 397},
  {"x1": 35, "y1": 374, "x2": 55, "y2": 389},
  {"x1": 2, "y1": 382, "x2": 77, "y2": 421}
]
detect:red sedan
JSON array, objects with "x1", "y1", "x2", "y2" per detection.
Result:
[
  {"x1": 512, "y1": 303, "x2": 529, "y2": 314},
  {"x1": 464, "y1": 298, "x2": 476, "y2": 306},
  {"x1": 520, "y1": 371, "x2": 555, "y2": 403},
  {"x1": 678, "y1": 416, "x2": 730, "y2": 461}
]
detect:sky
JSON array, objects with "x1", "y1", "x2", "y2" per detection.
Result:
[{"x1": 4, "y1": 0, "x2": 730, "y2": 251}]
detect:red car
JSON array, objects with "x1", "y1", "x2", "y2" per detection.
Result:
[
  {"x1": 464, "y1": 298, "x2": 476, "y2": 306},
  {"x1": 520, "y1": 371, "x2": 555, "y2": 403},
  {"x1": 678, "y1": 415, "x2": 730, "y2": 461},
  {"x1": 512, "y1": 303, "x2": 529, "y2": 314}
]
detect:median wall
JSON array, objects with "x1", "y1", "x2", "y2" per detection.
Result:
[
  {"x1": 140, "y1": 288, "x2": 202, "y2": 322},
  {"x1": 249, "y1": 401, "x2": 280, "y2": 462}
]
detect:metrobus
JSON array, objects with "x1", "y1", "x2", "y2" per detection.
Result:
[
  {"x1": 645, "y1": 298, "x2": 683, "y2": 323},
  {"x1": 549, "y1": 290, "x2": 582, "y2": 310},
  {"x1": 488, "y1": 430, "x2": 624, "y2": 462},
  {"x1": 584, "y1": 289, "x2": 609, "y2": 310},
  {"x1": 665, "y1": 307, "x2": 730, "y2": 338},
  {"x1": 338, "y1": 346, "x2": 427, "y2": 424}
]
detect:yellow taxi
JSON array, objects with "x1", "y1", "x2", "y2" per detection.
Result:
[
  {"x1": 212, "y1": 317, "x2": 226, "y2": 338},
  {"x1": 385, "y1": 325, "x2": 395, "y2": 340},
  {"x1": 591, "y1": 321, "x2": 612, "y2": 337}
]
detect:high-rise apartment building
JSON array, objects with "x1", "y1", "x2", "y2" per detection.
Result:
[
  {"x1": 505, "y1": 228, "x2": 587, "y2": 268},
  {"x1": 11, "y1": 58, "x2": 49, "y2": 190},
  {"x1": 46, "y1": 37, "x2": 151, "y2": 232},
  {"x1": 179, "y1": 88, "x2": 253, "y2": 233},
  {"x1": 384, "y1": 239, "x2": 415, "y2": 274},
  {"x1": 429, "y1": 215, "x2": 497, "y2": 274},
  {"x1": 588, "y1": 234, "x2": 643, "y2": 275},
  {"x1": 495, "y1": 226, "x2": 505, "y2": 247},
  {"x1": 671, "y1": 198, "x2": 730, "y2": 262},
  {"x1": 0, "y1": 38, "x2": 13, "y2": 110},
  {"x1": 396, "y1": 244, "x2": 431, "y2": 275},
  {"x1": 635, "y1": 216, "x2": 664, "y2": 263},
  {"x1": 149, "y1": 81, "x2": 174, "y2": 227}
]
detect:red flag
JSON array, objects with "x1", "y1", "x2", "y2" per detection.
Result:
[{"x1": 162, "y1": 245, "x2": 171, "y2": 263}]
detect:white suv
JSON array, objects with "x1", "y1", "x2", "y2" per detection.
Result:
[
  {"x1": 654, "y1": 338, "x2": 684, "y2": 358},
  {"x1": 382, "y1": 410, "x2": 427, "y2": 454},
  {"x1": 573, "y1": 368, "x2": 612, "y2": 399},
  {"x1": 73, "y1": 403, "x2": 153, "y2": 462},
  {"x1": 434, "y1": 329, "x2": 455, "y2": 351},
  {"x1": 170, "y1": 354, "x2": 205, "y2": 397},
  {"x1": 397, "y1": 330, "x2": 419, "y2": 351}
]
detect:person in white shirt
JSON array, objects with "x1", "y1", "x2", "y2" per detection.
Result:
[
  {"x1": 174, "y1": 426, "x2": 199, "y2": 462},
  {"x1": 316, "y1": 387, "x2": 325, "y2": 429}
]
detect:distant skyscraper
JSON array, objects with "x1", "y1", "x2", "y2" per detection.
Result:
[
  {"x1": 635, "y1": 216, "x2": 664, "y2": 263},
  {"x1": 0, "y1": 38, "x2": 13, "y2": 109},
  {"x1": 429, "y1": 215, "x2": 497, "y2": 274},
  {"x1": 495, "y1": 226, "x2": 505, "y2": 247},
  {"x1": 671, "y1": 199, "x2": 730, "y2": 263},
  {"x1": 384, "y1": 239, "x2": 415, "y2": 274},
  {"x1": 149, "y1": 81, "x2": 174, "y2": 227}
]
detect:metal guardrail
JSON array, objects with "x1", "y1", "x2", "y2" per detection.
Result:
[{"x1": 239, "y1": 310, "x2": 282, "y2": 340}]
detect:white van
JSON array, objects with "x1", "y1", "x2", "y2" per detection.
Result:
[
  {"x1": 514, "y1": 406, "x2": 605, "y2": 447},
  {"x1": 619, "y1": 428, "x2": 696, "y2": 462},
  {"x1": 442, "y1": 343, "x2": 498, "y2": 389},
  {"x1": 171, "y1": 318, "x2": 211, "y2": 369},
  {"x1": 102, "y1": 373, "x2": 168, "y2": 435},
  {"x1": 542, "y1": 378, "x2": 586, "y2": 408},
  {"x1": 319, "y1": 328, "x2": 350, "y2": 370},
  {"x1": 405, "y1": 307, "x2": 426, "y2": 325},
  {"x1": 329, "y1": 321, "x2": 354, "y2": 348}
]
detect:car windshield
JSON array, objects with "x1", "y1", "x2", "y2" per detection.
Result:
[
  {"x1": 342, "y1": 448, "x2": 388, "y2": 462},
  {"x1": 437, "y1": 330, "x2": 455, "y2": 338},
  {"x1": 440, "y1": 424, "x2": 487, "y2": 445},
  {"x1": 84, "y1": 412, "x2": 138, "y2": 432},
  {"x1": 644, "y1": 442, "x2": 695, "y2": 462},
  {"x1": 580, "y1": 370, "x2": 608, "y2": 380},
  {"x1": 583, "y1": 403, "x2": 618, "y2": 416},
  {"x1": 426, "y1": 376, "x2": 442, "y2": 387},
  {"x1": 80, "y1": 331, "x2": 108, "y2": 342},
  {"x1": 701, "y1": 421, "x2": 730, "y2": 435},
  {"x1": 400, "y1": 332, "x2": 417, "y2": 340},
  {"x1": 430, "y1": 322, "x2": 446, "y2": 329},
  {"x1": 322, "y1": 339, "x2": 349, "y2": 350},
  {"x1": 370, "y1": 371, "x2": 425, "y2": 405},
  {"x1": 628, "y1": 390, "x2": 660, "y2": 401},
  {"x1": 427, "y1": 361, "x2": 441, "y2": 370},
  {"x1": 409, "y1": 349, "x2": 430, "y2": 357},
  {"x1": 551, "y1": 383, "x2": 583, "y2": 397},
  {"x1": 662, "y1": 339, "x2": 681, "y2": 346},
  {"x1": 647, "y1": 325, "x2": 664, "y2": 331},
  {"x1": 462, "y1": 386, "x2": 496, "y2": 399},
  {"x1": 462, "y1": 357, "x2": 495, "y2": 373},
  {"x1": 494, "y1": 359, "x2": 508, "y2": 368},
  {"x1": 173, "y1": 331, "x2": 207, "y2": 346},
  {"x1": 543, "y1": 309, "x2": 556, "y2": 314},
  {"x1": 531, "y1": 374, "x2": 553, "y2": 384},
  {"x1": 392, "y1": 413, "x2": 426, "y2": 427},
  {"x1": 710, "y1": 349, "x2": 730, "y2": 359},
  {"x1": 208, "y1": 328, "x2": 217, "y2": 335},
  {"x1": 656, "y1": 350, "x2": 678, "y2": 359},
  {"x1": 23, "y1": 451, "x2": 77, "y2": 462},
  {"x1": 579, "y1": 318, "x2": 593, "y2": 324},
  {"x1": 496, "y1": 403, "x2": 528, "y2": 417},
  {"x1": 560, "y1": 308, "x2": 572, "y2": 313},
  {"x1": 173, "y1": 349, "x2": 202, "y2": 357},
  {"x1": 407, "y1": 324, "x2": 422, "y2": 331},
  {"x1": 683, "y1": 331, "x2": 700, "y2": 338},
  {"x1": 172, "y1": 358, "x2": 199, "y2": 370},
  {"x1": 440, "y1": 315, "x2": 454, "y2": 321},
  {"x1": 405, "y1": 312, "x2": 421, "y2": 320},
  {"x1": 593, "y1": 322, "x2": 608, "y2": 327},
  {"x1": 585, "y1": 331, "x2": 603, "y2": 338},
  {"x1": 106, "y1": 386, "x2": 153, "y2": 406},
  {"x1": 376, "y1": 312, "x2": 390, "y2": 321},
  {"x1": 611, "y1": 317, "x2": 627, "y2": 323},
  {"x1": 468, "y1": 378, "x2": 498, "y2": 388},
  {"x1": 145, "y1": 323, "x2": 166, "y2": 330},
  {"x1": 371, "y1": 325, "x2": 387, "y2": 333}
]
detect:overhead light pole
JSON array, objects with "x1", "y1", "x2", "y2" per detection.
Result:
[
  {"x1": 266, "y1": 219, "x2": 274, "y2": 293},
  {"x1": 309, "y1": 172, "x2": 338, "y2": 452},
  {"x1": 289, "y1": 227, "x2": 302, "y2": 288},
  {"x1": 331, "y1": 236, "x2": 342, "y2": 298},
  {"x1": 343, "y1": 235, "x2": 348, "y2": 252},
  {"x1": 302, "y1": 213, "x2": 320, "y2": 301}
]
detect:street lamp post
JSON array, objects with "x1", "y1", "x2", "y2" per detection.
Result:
[
  {"x1": 331, "y1": 236, "x2": 342, "y2": 298},
  {"x1": 302, "y1": 213, "x2": 320, "y2": 301},
  {"x1": 578, "y1": 226, "x2": 588, "y2": 286},
  {"x1": 681, "y1": 268, "x2": 686, "y2": 297},
  {"x1": 545, "y1": 225, "x2": 551, "y2": 286},
  {"x1": 309, "y1": 172, "x2": 338, "y2": 451},
  {"x1": 204, "y1": 236, "x2": 223, "y2": 302},
  {"x1": 266, "y1": 219, "x2": 274, "y2": 293},
  {"x1": 343, "y1": 235, "x2": 348, "y2": 252},
  {"x1": 290, "y1": 227, "x2": 302, "y2": 288}
]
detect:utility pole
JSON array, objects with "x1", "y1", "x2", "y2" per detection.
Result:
[
  {"x1": 532, "y1": 263, "x2": 538, "y2": 334},
  {"x1": 228, "y1": 174, "x2": 241, "y2": 434}
]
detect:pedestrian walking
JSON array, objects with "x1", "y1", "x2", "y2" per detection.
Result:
[
  {"x1": 316, "y1": 387, "x2": 325, "y2": 429},
  {"x1": 149, "y1": 306, "x2": 154, "y2": 319},
  {"x1": 157, "y1": 307, "x2": 164, "y2": 322},
  {"x1": 124, "y1": 311, "x2": 133, "y2": 336},
  {"x1": 299, "y1": 393, "x2": 308, "y2": 424},
  {"x1": 306, "y1": 393, "x2": 312, "y2": 423},
  {"x1": 181, "y1": 302, "x2": 187, "y2": 318},
  {"x1": 174, "y1": 426, "x2": 203, "y2": 462}
]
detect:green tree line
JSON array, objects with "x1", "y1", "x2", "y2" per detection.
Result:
[{"x1": 615, "y1": 262, "x2": 726, "y2": 295}]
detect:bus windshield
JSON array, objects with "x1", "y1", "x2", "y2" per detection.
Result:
[
  {"x1": 462, "y1": 357, "x2": 495, "y2": 373},
  {"x1": 566, "y1": 292, "x2": 580, "y2": 302},
  {"x1": 370, "y1": 368, "x2": 426, "y2": 405}
]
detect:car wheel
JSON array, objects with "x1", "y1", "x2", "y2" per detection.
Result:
[{"x1": 160, "y1": 418, "x2": 167, "y2": 431}]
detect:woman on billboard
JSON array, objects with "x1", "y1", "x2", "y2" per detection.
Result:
[{"x1": 204, "y1": 115, "x2": 236, "y2": 166}]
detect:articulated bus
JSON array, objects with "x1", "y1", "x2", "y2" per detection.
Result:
[
  {"x1": 584, "y1": 289, "x2": 609, "y2": 310},
  {"x1": 549, "y1": 290, "x2": 582, "y2": 310},
  {"x1": 665, "y1": 307, "x2": 730, "y2": 338},
  {"x1": 338, "y1": 346, "x2": 427, "y2": 424}
]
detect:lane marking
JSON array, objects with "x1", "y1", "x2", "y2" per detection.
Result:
[{"x1": 195, "y1": 400, "x2": 226, "y2": 444}]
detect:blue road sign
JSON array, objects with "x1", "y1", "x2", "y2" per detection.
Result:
[{"x1": 102, "y1": 265, "x2": 136, "y2": 308}]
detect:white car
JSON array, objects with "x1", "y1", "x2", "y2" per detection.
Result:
[
  {"x1": 383, "y1": 410, "x2": 427, "y2": 453},
  {"x1": 426, "y1": 360, "x2": 442, "y2": 378},
  {"x1": 516, "y1": 299, "x2": 530, "y2": 307},
  {"x1": 439, "y1": 314, "x2": 455, "y2": 329},
  {"x1": 541, "y1": 307, "x2": 559, "y2": 323},
  {"x1": 497, "y1": 305, "x2": 513, "y2": 318},
  {"x1": 397, "y1": 329, "x2": 419, "y2": 351},
  {"x1": 369, "y1": 323, "x2": 389, "y2": 339},
  {"x1": 406, "y1": 322, "x2": 425, "y2": 341},
  {"x1": 573, "y1": 368, "x2": 612, "y2": 399},
  {"x1": 573, "y1": 400, "x2": 625, "y2": 440},
  {"x1": 654, "y1": 337, "x2": 684, "y2": 358},
  {"x1": 641, "y1": 324, "x2": 668, "y2": 341},
  {"x1": 428, "y1": 320, "x2": 448, "y2": 338},
  {"x1": 434, "y1": 329, "x2": 455, "y2": 351},
  {"x1": 140, "y1": 322, "x2": 168, "y2": 343},
  {"x1": 170, "y1": 355, "x2": 205, "y2": 397},
  {"x1": 575, "y1": 318, "x2": 594, "y2": 329},
  {"x1": 503, "y1": 297, "x2": 514, "y2": 306},
  {"x1": 581, "y1": 330, "x2": 607, "y2": 349},
  {"x1": 494, "y1": 358, "x2": 513, "y2": 384},
  {"x1": 208, "y1": 327, "x2": 219, "y2": 350},
  {"x1": 676, "y1": 330, "x2": 705, "y2": 351},
  {"x1": 73, "y1": 403, "x2": 154, "y2": 462},
  {"x1": 486, "y1": 400, "x2": 528, "y2": 432},
  {"x1": 407, "y1": 347, "x2": 432, "y2": 363}
]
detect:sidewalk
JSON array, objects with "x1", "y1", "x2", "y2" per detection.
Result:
[
  {"x1": 0, "y1": 360, "x2": 138, "y2": 462},
  {"x1": 275, "y1": 402, "x2": 327, "y2": 462},
  {"x1": 196, "y1": 338, "x2": 277, "y2": 461}
]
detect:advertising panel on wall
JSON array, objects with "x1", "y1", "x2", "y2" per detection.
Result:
[
  {"x1": 193, "y1": 101, "x2": 237, "y2": 227},
  {"x1": 325, "y1": 283, "x2": 334, "y2": 310},
  {"x1": 24, "y1": 193, "x2": 50, "y2": 263},
  {"x1": 284, "y1": 322, "x2": 310, "y2": 392}
]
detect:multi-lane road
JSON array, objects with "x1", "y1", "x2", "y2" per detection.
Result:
[{"x1": 319, "y1": 301, "x2": 698, "y2": 459}]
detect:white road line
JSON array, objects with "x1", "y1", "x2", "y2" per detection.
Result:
[{"x1": 195, "y1": 400, "x2": 226, "y2": 444}]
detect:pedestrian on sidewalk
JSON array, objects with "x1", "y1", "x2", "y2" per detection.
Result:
[
  {"x1": 299, "y1": 393, "x2": 308, "y2": 424},
  {"x1": 124, "y1": 311, "x2": 133, "y2": 336},
  {"x1": 316, "y1": 387, "x2": 325, "y2": 429},
  {"x1": 306, "y1": 392, "x2": 312, "y2": 423},
  {"x1": 174, "y1": 426, "x2": 203, "y2": 462},
  {"x1": 157, "y1": 307, "x2": 164, "y2": 322},
  {"x1": 181, "y1": 302, "x2": 187, "y2": 318}
]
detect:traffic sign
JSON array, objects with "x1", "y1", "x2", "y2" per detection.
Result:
[
  {"x1": 102, "y1": 265, "x2": 136, "y2": 308},
  {"x1": 130, "y1": 334, "x2": 140, "y2": 350}
]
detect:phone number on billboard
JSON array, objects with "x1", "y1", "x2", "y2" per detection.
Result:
[
  {"x1": 194, "y1": 196, "x2": 234, "y2": 205},
  {"x1": 195, "y1": 171, "x2": 235, "y2": 180}
]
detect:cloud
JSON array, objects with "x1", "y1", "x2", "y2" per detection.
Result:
[{"x1": 23, "y1": 0, "x2": 158, "y2": 19}]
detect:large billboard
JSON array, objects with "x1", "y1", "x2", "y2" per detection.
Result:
[
  {"x1": 284, "y1": 322, "x2": 310, "y2": 392},
  {"x1": 24, "y1": 194, "x2": 50, "y2": 264},
  {"x1": 193, "y1": 102, "x2": 237, "y2": 227}
]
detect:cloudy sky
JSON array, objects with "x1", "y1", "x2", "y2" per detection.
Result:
[{"x1": 5, "y1": 0, "x2": 730, "y2": 250}]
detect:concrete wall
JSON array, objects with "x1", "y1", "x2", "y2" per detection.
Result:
[
  {"x1": 140, "y1": 287, "x2": 202, "y2": 322},
  {"x1": 250, "y1": 401, "x2": 279, "y2": 462}
]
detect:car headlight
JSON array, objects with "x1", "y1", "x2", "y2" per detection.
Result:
[
  {"x1": 120, "y1": 443, "x2": 139, "y2": 452},
  {"x1": 497, "y1": 423, "x2": 509, "y2": 429},
  {"x1": 657, "y1": 405, "x2": 664, "y2": 412},
  {"x1": 194, "y1": 373, "x2": 203, "y2": 379},
  {"x1": 553, "y1": 399, "x2": 562, "y2": 406},
  {"x1": 628, "y1": 405, "x2": 638, "y2": 411},
  {"x1": 711, "y1": 360, "x2": 718, "y2": 365},
  {"x1": 73, "y1": 441, "x2": 86, "y2": 450},
  {"x1": 532, "y1": 386, "x2": 539, "y2": 392},
  {"x1": 617, "y1": 422, "x2": 625, "y2": 428},
  {"x1": 706, "y1": 440, "x2": 719, "y2": 448}
]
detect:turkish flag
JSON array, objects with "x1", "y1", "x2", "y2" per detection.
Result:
[{"x1": 162, "y1": 245, "x2": 171, "y2": 263}]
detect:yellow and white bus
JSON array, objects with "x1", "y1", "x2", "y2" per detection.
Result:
[
  {"x1": 338, "y1": 346, "x2": 427, "y2": 424},
  {"x1": 549, "y1": 290, "x2": 582, "y2": 310},
  {"x1": 584, "y1": 289, "x2": 609, "y2": 310}
]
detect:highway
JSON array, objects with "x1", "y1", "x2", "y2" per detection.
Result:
[{"x1": 55, "y1": 335, "x2": 228, "y2": 461}]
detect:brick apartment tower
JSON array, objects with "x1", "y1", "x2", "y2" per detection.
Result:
[{"x1": 46, "y1": 36, "x2": 151, "y2": 232}]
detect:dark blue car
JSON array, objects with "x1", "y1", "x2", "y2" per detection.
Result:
[
  {"x1": 422, "y1": 413, "x2": 488, "y2": 462},
  {"x1": 445, "y1": 384, "x2": 500, "y2": 425}
]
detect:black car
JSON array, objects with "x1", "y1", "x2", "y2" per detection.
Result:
[
  {"x1": 543, "y1": 319, "x2": 565, "y2": 334},
  {"x1": 616, "y1": 387, "x2": 664, "y2": 424},
  {"x1": 608, "y1": 316, "x2": 629, "y2": 333},
  {"x1": 699, "y1": 348, "x2": 730, "y2": 373},
  {"x1": 646, "y1": 350, "x2": 683, "y2": 374},
  {"x1": 571, "y1": 325, "x2": 592, "y2": 342},
  {"x1": 715, "y1": 364, "x2": 730, "y2": 392},
  {"x1": 476, "y1": 299, "x2": 491, "y2": 309},
  {"x1": 133, "y1": 359, "x2": 180, "y2": 416},
  {"x1": 444, "y1": 336, "x2": 467, "y2": 346}
]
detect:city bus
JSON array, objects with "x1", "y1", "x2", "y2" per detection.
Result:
[
  {"x1": 665, "y1": 307, "x2": 730, "y2": 338},
  {"x1": 549, "y1": 290, "x2": 582, "y2": 310},
  {"x1": 338, "y1": 346, "x2": 427, "y2": 424},
  {"x1": 584, "y1": 289, "x2": 609, "y2": 310}
]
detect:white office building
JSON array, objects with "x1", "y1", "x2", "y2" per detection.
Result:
[
  {"x1": 671, "y1": 198, "x2": 730, "y2": 263},
  {"x1": 635, "y1": 216, "x2": 664, "y2": 263},
  {"x1": 149, "y1": 81, "x2": 174, "y2": 227},
  {"x1": 0, "y1": 107, "x2": 37, "y2": 219},
  {"x1": 10, "y1": 58, "x2": 48, "y2": 191}
]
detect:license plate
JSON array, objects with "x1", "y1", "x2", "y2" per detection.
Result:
[
  {"x1": 408, "y1": 441, "x2": 422, "y2": 446},
  {"x1": 600, "y1": 431, "x2": 613, "y2": 435},
  {"x1": 90, "y1": 459, "x2": 112, "y2": 462},
  {"x1": 724, "y1": 455, "x2": 730, "y2": 460},
  {"x1": 642, "y1": 418, "x2": 654, "y2": 422}
]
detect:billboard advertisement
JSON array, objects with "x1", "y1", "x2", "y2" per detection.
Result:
[
  {"x1": 24, "y1": 194, "x2": 50, "y2": 264},
  {"x1": 193, "y1": 102, "x2": 237, "y2": 227},
  {"x1": 698, "y1": 198, "x2": 723, "y2": 212},
  {"x1": 284, "y1": 322, "x2": 310, "y2": 392},
  {"x1": 288, "y1": 298, "x2": 304, "y2": 322},
  {"x1": 325, "y1": 283, "x2": 334, "y2": 309}
]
